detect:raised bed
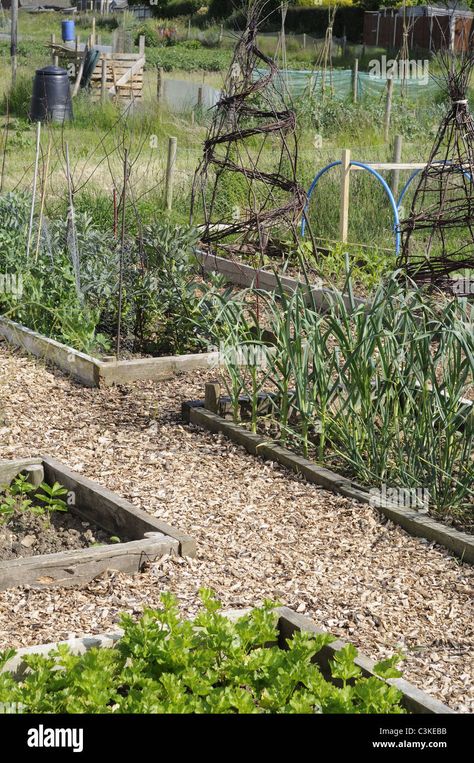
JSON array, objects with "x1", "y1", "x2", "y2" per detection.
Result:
[
  {"x1": 182, "y1": 396, "x2": 474, "y2": 564},
  {"x1": 0, "y1": 317, "x2": 218, "y2": 387},
  {"x1": 0, "y1": 456, "x2": 195, "y2": 589},
  {"x1": 1, "y1": 606, "x2": 452, "y2": 714},
  {"x1": 195, "y1": 249, "x2": 365, "y2": 311}
]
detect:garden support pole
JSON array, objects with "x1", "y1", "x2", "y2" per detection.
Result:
[
  {"x1": 384, "y1": 76, "x2": 394, "y2": 142},
  {"x1": 26, "y1": 122, "x2": 41, "y2": 262},
  {"x1": 165, "y1": 136, "x2": 177, "y2": 212},
  {"x1": 352, "y1": 58, "x2": 358, "y2": 103},
  {"x1": 11, "y1": 0, "x2": 18, "y2": 87},
  {"x1": 339, "y1": 149, "x2": 351, "y2": 244},
  {"x1": 157, "y1": 67, "x2": 163, "y2": 102},
  {"x1": 391, "y1": 134, "x2": 403, "y2": 197},
  {"x1": 101, "y1": 58, "x2": 107, "y2": 103},
  {"x1": 116, "y1": 150, "x2": 128, "y2": 359}
]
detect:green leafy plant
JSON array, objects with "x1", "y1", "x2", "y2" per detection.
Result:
[
  {"x1": 0, "y1": 475, "x2": 35, "y2": 525},
  {"x1": 0, "y1": 591, "x2": 405, "y2": 714},
  {"x1": 34, "y1": 482, "x2": 68, "y2": 523},
  {"x1": 0, "y1": 477, "x2": 69, "y2": 527}
]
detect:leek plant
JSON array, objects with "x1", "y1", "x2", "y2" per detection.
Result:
[{"x1": 208, "y1": 272, "x2": 473, "y2": 522}]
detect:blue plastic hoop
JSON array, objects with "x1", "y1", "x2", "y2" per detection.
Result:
[{"x1": 301, "y1": 160, "x2": 401, "y2": 254}]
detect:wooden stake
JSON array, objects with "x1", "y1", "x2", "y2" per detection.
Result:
[
  {"x1": 51, "y1": 34, "x2": 56, "y2": 64},
  {"x1": 384, "y1": 76, "x2": 394, "y2": 142},
  {"x1": 197, "y1": 85, "x2": 203, "y2": 110},
  {"x1": 35, "y1": 131, "x2": 51, "y2": 262},
  {"x1": 352, "y1": 58, "x2": 358, "y2": 103},
  {"x1": 26, "y1": 122, "x2": 41, "y2": 261},
  {"x1": 11, "y1": 0, "x2": 18, "y2": 87},
  {"x1": 139, "y1": 34, "x2": 145, "y2": 56},
  {"x1": 72, "y1": 45, "x2": 88, "y2": 97},
  {"x1": 157, "y1": 66, "x2": 163, "y2": 102},
  {"x1": 205, "y1": 382, "x2": 221, "y2": 413},
  {"x1": 65, "y1": 142, "x2": 81, "y2": 299},
  {"x1": 0, "y1": 97, "x2": 10, "y2": 193},
  {"x1": 101, "y1": 58, "x2": 107, "y2": 103},
  {"x1": 116, "y1": 150, "x2": 128, "y2": 359},
  {"x1": 339, "y1": 148, "x2": 351, "y2": 244},
  {"x1": 391, "y1": 134, "x2": 403, "y2": 198},
  {"x1": 91, "y1": 17, "x2": 96, "y2": 47},
  {"x1": 165, "y1": 136, "x2": 177, "y2": 212}
]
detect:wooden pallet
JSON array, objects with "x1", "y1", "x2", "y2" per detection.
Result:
[{"x1": 48, "y1": 43, "x2": 146, "y2": 101}]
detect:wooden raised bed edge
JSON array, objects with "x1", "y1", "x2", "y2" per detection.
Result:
[
  {"x1": 195, "y1": 249, "x2": 366, "y2": 311},
  {"x1": 1, "y1": 607, "x2": 452, "y2": 714},
  {"x1": 182, "y1": 401, "x2": 474, "y2": 565},
  {"x1": 0, "y1": 456, "x2": 196, "y2": 589},
  {"x1": 0, "y1": 317, "x2": 218, "y2": 387}
]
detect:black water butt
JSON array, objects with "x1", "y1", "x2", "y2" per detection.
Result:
[{"x1": 30, "y1": 66, "x2": 73, "y2": 123}]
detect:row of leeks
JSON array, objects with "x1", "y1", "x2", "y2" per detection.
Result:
[{"x1": 203, "y1": 271, "x2": 473, "y2": 521}]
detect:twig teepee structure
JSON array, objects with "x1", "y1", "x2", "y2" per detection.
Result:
[
  {"x1": 397, "y1": 46, "x2": 474, "y2": 287},
  {"x1": 190, "y1": 0, "x2": 307, "y2": 259}
]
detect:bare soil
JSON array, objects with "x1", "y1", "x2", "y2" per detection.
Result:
[{"x1": 0, "y1": 509, "x2": 119, "y2": 561}]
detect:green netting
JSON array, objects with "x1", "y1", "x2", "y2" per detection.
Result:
[{"x1": 254, "y1": 68, "x2": 442, "y2": 101}]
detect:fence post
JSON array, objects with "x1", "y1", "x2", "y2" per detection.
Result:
[
  {"x1": 157, "y1": 66, "x2": 163, "y2": 102},
  {"x1": 101, "y1": 57, "x2": 107, "y2": 103},
  {"x1": 139, "y1": 35, "x2": 145, "y2": 56},
  {"x1": 384, "y1": 76, "x2": 394, "y2": 142},
  {"x1": 303, "y1": 32, "x2": 306, "y2": 49},
  {"x1": 51, "y1": 34, "x2": 55, "y2": 64},
  {"x1": 165, "y1": 136, "x2": 177, "y2": 212},
  {"x1": 339, "y1": 148, "x2": 351, "y2": 244},
  {"x1": 197, "y1": 85, "x2": 203, "y2": 110},
  {"x1": 91, "y1": 16, "x2": 96, "y2": 46},
  {"x1": 391, "y1": 134, "x2": 403, "y2": 198},
  {"x1": 352, "y1": 58, "x2": 358, "y2": 103}
]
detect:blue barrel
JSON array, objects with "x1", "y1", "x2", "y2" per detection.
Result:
[{"x1": 61, "y1": 19, "x2": 75, "y2": 43}]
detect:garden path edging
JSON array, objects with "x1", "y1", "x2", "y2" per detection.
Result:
[
  {"x1": 0, "y1": 317, "x2": 217, "y2": 387},
  {"x1": 182, "y1": 401, "x2": 474, "y2": 564}
]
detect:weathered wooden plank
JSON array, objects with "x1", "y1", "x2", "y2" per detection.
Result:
[
  {"x1": 42, "y1": 456, "x2": 196, "y2": 557},
  {"x1": 0, "y1": 317, "x2": 215, "y2": 388},
  {"x1": 277, "y1": 609, "x2": 454, "y2": 714},
  {"x1": 0, "y1": 458, "x2": 43, "y2": 486},
  {"x1": 0, "y1": 317, "x2": 100, "y2": 386},
  {"x1": 194, "y1": 250, "x2": 365, "y2": 312},
  {"x1": 108, "y1": 57, "x2": 145, "y2": 95},
  {"x1": 97, "y1": 352, "x2": 218, "y2": 386},
  {"x1": 0, "y1": 536, "x2": 179, "y2": 590},
  {"x1": 188, "y1": 406, "x2": 474, "y2": 564}
]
